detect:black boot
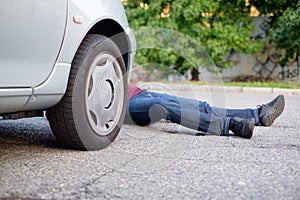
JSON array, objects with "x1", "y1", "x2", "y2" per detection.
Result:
[
  {"x1": 258, "y1": 95, "x2": 285, "y2": 127},
  {"x1": 229, "y1": 117, "x2": 255, "y2": 139}
]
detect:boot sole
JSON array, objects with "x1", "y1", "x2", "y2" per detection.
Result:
[{"x1": 262, "y1": 95, "x2": 285, "y2": 127}]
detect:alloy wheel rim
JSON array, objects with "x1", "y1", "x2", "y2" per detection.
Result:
[{"x1": 85, "y1": 53, "x2": 124, "y2": 136}]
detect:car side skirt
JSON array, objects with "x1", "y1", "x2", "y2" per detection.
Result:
[
  {"x1": 0, "y1": 63, "x2": 71, "y2": 115},
  {"x1": 22, "y1": 63, "x2": 71, "y2": 111}
]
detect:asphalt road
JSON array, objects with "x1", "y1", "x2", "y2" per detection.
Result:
[{"x1": 1, "y1": 89, "x2": 300, "y2": 199}]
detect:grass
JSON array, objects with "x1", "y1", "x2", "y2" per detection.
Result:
[
  {"x1": 160, "y1": 80, "x2": 300, "y2": 89},
  {"x1": 223, "y1": 81, "x2": 300, "y2": 89}
]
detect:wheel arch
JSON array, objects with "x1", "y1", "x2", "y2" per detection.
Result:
[
  {"x1": 27, "y1": 19, "x2": 134, "y2": 112},
  {"x1": 87, "y1": 19, "x2": 130, "y2": 71}
]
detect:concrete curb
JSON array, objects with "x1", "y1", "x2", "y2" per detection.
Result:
[{"x1": 139, "y1": 82, "x2": 300, "y2": 96}]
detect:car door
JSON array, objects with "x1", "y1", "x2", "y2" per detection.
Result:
[{"x1": 0, "y1": 0, "x2": 67, "y2": 88}]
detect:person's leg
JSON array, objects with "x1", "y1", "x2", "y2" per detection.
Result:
[
  {"x1": 150, "y1": 92, "x2": 259, "y2": 124},
  {"x1": 162, "y1": 92, "x2": 281, "y2": 127},
  {"x1": 147, "y1": 91, "x2": 231, "y2": 136},
  {"x1": 209, "y1": 106, "x2": 259, "y2": 125},
  {"x1": 126, "y1": 90, "x2": 254, "y2": 138},
  {"x1": 207, "y1": 95, "x2": 285, "y2": 126},
  {"x1": 125, "y1": 90, "x2": 168, "y2": 126},
  {"x1": 152, "y1": 91, "x2": 255, "y2": 138}
]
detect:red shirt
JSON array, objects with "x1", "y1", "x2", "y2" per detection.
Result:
[{"x1": 128, "y1": 83, "x2": 143, "y2": 100}]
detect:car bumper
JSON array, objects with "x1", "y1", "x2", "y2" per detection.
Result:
[{"x1": 125, "y1": 27, "x2": 136, "y2": 73}]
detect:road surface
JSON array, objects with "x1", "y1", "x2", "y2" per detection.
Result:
[{"x1": 1, "y1": 88, "x2": 300, "y2": 199}]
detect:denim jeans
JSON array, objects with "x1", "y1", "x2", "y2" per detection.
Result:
[{"x1": 124, "y1": 90, "x2": 259, "y2": 135}]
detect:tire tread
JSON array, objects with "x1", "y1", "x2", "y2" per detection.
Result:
[{"x1": 46, "y1": 34, "x2": 112, "y2": 150}]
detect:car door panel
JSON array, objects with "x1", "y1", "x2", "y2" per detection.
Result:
[{"x1": 0, "y1": 0, "x2": 67, "y2": 87}]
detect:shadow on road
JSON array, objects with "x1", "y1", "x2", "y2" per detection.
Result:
[{"x1": 0, "y1": 117, "x2": 59, "y2": 150}]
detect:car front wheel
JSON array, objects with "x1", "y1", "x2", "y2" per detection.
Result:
[{"x1": 47, "y1": 34, "x2": 127, "y2": 150}]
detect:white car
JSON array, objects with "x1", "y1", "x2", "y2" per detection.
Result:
[{"x1": 0, "y1": 0, "x2": 136, "y2": 150}]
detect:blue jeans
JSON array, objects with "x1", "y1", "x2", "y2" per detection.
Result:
[{"x1": 125, "y1": 90, "x2": 259, "y2": 135}]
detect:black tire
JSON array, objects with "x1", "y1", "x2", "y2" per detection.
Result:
[{"x1": 47, "y1": 34, "x2": 127, "y2": 150}]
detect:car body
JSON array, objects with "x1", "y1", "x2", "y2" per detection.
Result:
[{"x1": 0, "y1": 0, "x2": 136, "y2": 150}]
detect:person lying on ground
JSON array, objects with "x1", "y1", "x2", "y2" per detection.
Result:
[{"x1": 124, "y1": 83, "x2": 285, "y2": 139}]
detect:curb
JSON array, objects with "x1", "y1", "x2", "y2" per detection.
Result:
[{"x1": 139, "y1": 82, "x2": 300, "y2": 96}]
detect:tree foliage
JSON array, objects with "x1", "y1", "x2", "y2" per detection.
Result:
[
  {"x1": 123, "y1": 0, "x2": 264, "y2": 78},
  {"x1": 249, "y1": 0, "x2": 300, "y2": 63}
]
